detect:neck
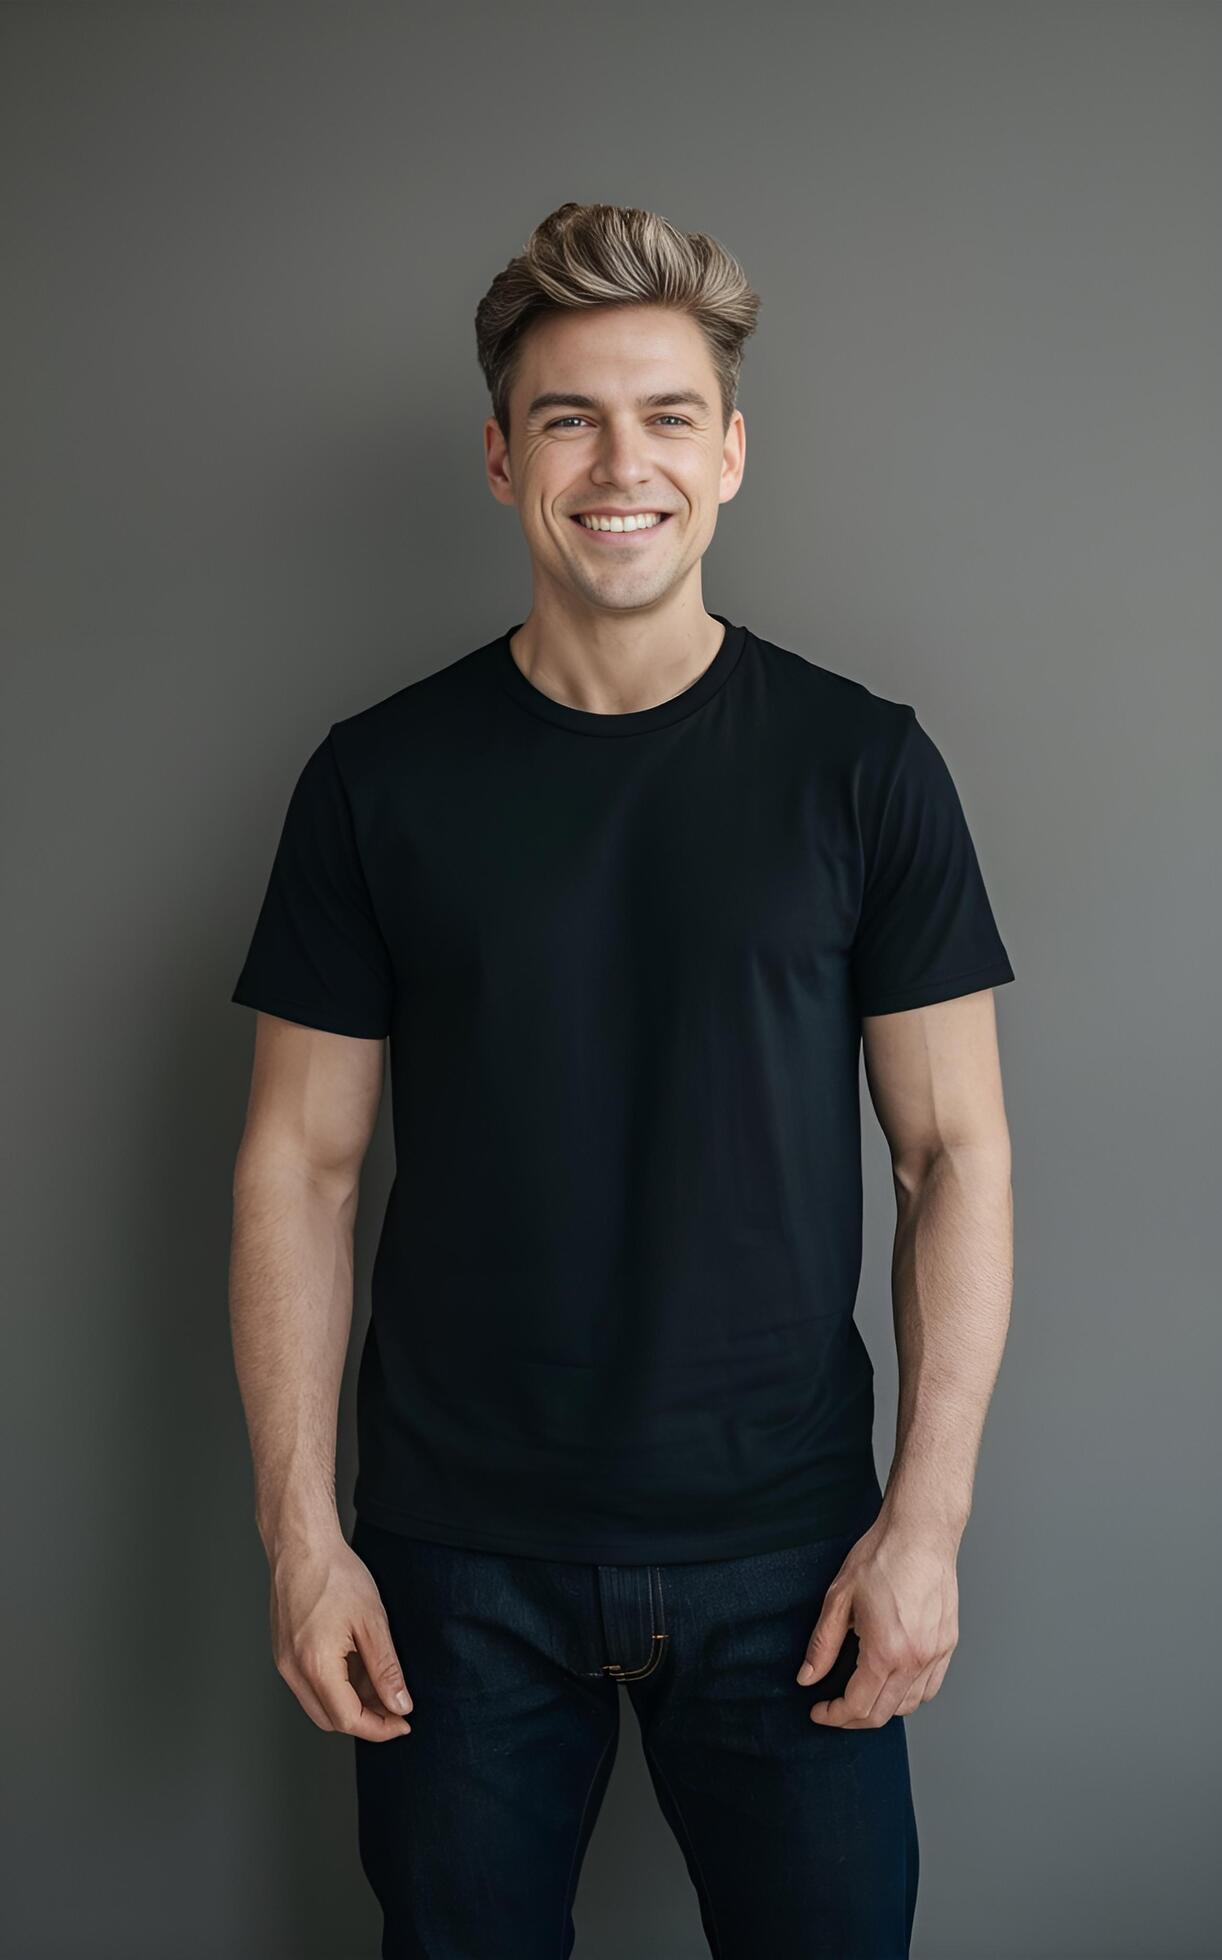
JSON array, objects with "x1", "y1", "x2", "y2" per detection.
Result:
[{"x1": 508, "y1": 594, "x2": 726, "y2": 716}]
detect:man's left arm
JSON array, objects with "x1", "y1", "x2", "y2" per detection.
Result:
[{"x1": 796, "y1": 986, "x2": 1014, "y2": 1726}]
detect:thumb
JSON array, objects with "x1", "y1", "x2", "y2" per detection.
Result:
[
  {"x1": 354, "y1": 1614, "x2": 413, "y2": 1715},
  {"x1": 796, "y1": 1581, "x2": 853, "y2": 1686}
]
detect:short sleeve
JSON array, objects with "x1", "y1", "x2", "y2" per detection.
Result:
[
  {"x1": 230, "y1": 730, "x2": 393, "y2": 1038},
  {"x1": 850, "y1": 707, "x2": 1015, "y2": 1018}
]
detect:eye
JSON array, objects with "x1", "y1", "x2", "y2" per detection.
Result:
[{"x1": 544, "y1": 414, "x2": 693, "y2": 430}]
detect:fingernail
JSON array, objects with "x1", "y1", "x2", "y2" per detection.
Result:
[
  {"x1": 796, "y1": 1663, "x2": 815, "y2": 1685},
  {"x1": 395, "y1": 1690, "x2": 411, "y2": 1712}
]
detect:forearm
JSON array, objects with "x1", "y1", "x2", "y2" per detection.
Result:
[
  {"x1": 228, "y1": 1154, "x2": 358, "y2": 1557},
  {"x1": 879, "y1": 1139, "x2": 1013, "y2": 1544}
]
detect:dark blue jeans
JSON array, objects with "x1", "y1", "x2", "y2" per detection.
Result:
[{"x1": 350, "y1": 1493, "x2": 918, "y2": 1958}]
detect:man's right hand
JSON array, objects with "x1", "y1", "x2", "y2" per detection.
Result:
[{"x1": 267, "y1": 1533, "x2": 414, "y2": 1742}]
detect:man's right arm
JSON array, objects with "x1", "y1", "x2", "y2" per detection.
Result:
[{"x1": 228, "y1": 1010, "x2": 413, "y2": 1742}]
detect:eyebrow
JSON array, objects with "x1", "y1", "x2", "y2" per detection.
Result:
[{"x1": 525, "y1": 389, "x2": 712, "y2": 421}]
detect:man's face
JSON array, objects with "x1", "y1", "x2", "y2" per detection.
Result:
[{"x1": 485, "y1": 304, "x2": 745, "y2": 615}]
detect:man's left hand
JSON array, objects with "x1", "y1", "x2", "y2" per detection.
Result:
[{"x1": 795, "y1": 1513, "x2": 961, "y2": 1727}]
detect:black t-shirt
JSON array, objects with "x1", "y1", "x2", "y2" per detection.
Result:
[{"x1": 231, "y1": 616, "x2": 1015, "y2": 1562}]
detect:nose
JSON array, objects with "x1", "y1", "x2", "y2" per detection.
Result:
[{"x1": 588, "y1": 415, "x2": 654, "y2": 488}]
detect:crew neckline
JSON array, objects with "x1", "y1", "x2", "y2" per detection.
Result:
[{"x1": 494, "y1": 614, "x2": 748, "y2": 736}]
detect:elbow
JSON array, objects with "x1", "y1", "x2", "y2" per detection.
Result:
[
  {"x1": 890, "y1": 1127, "x2": 1012, "y2": 1201},
  {"x1": 232, "y1": 1134, "x2": 362, "y2": 1219}
]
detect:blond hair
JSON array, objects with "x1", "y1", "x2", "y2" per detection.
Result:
[{"x1": 475, "y1": 201, "x2": 761, "y2": 441}]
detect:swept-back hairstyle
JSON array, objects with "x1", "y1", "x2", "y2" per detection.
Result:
[{"x1": 475, "y1": 202, "x2": 761, "y2": 441}]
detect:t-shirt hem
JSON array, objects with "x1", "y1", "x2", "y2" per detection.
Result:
[
  {"x1": 352, "y1": 1479, "x2": 883, "y2": 1565},
  {"x1": 857, "y1": 957, "x2": 1015, "y2": 1018}
]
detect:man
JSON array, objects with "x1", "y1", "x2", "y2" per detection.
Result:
[{"x1": 229, "y1": 201, "x2": 1015, "y2": 1959}]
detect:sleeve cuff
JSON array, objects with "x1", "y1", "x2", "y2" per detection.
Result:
[
  {"x1": 856, "y1": 959, "x2": 1015, "y2": 1019},
  {"x1": 230, "y1": 985, "x2": 389, "y2": 1040}
]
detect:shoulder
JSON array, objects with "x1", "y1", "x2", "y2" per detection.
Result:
[
  {"x1": 744, "y1": 627, "x2": 916, "y2": 767},
  {"x1": 323, "y1": 634, "x2": 500, "y2": 785}
]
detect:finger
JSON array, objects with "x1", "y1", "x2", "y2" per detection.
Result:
[
  {"x1": 346, "y1": 1651, "x2": 413, "y2": 1737},
  {"x1": 862, "y1": 1669, "x2": 919, "y2": 1728},
  {"x1": 796, "y1": 1584, "x2": 854, "y2": 1686},
  {"x1": 895, "y1": 1659, "x2": 938, "y2": 1717},
  {"x1": 302, "y1": 1643, "x2": 411, "y2": 1742},
  {"x1": 809, "y1": 1652, "x2": 894, "y2": 1727},
  {"x1": 352, "y1": 1614, "x2": 413, "y2": 1716},
  {"x1": 288, "y1": 1660, "x2": 410, "y2": 1740},
  {"x1": 348, "y1": 1702, "x2": 412, "y2": 1742},
  {"x1": 348, "y1": 1650, "x2": 389, "y2": 1715},
  {"x1": 281, "y1": 1665, "x2": 338, "y2": 1732}
]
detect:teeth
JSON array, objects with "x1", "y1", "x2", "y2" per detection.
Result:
[{"x1": 577, "y1": 512, "x2": 665, "y2": 532}]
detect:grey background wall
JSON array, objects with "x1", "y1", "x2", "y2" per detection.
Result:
[{"x1": 4, "y1": 3, "x2": 1219, "y2": 1955}]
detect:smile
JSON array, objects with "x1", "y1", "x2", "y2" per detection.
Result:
[{"x1": 570, "y1": 512, "x2": 674, "y2": 541}]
